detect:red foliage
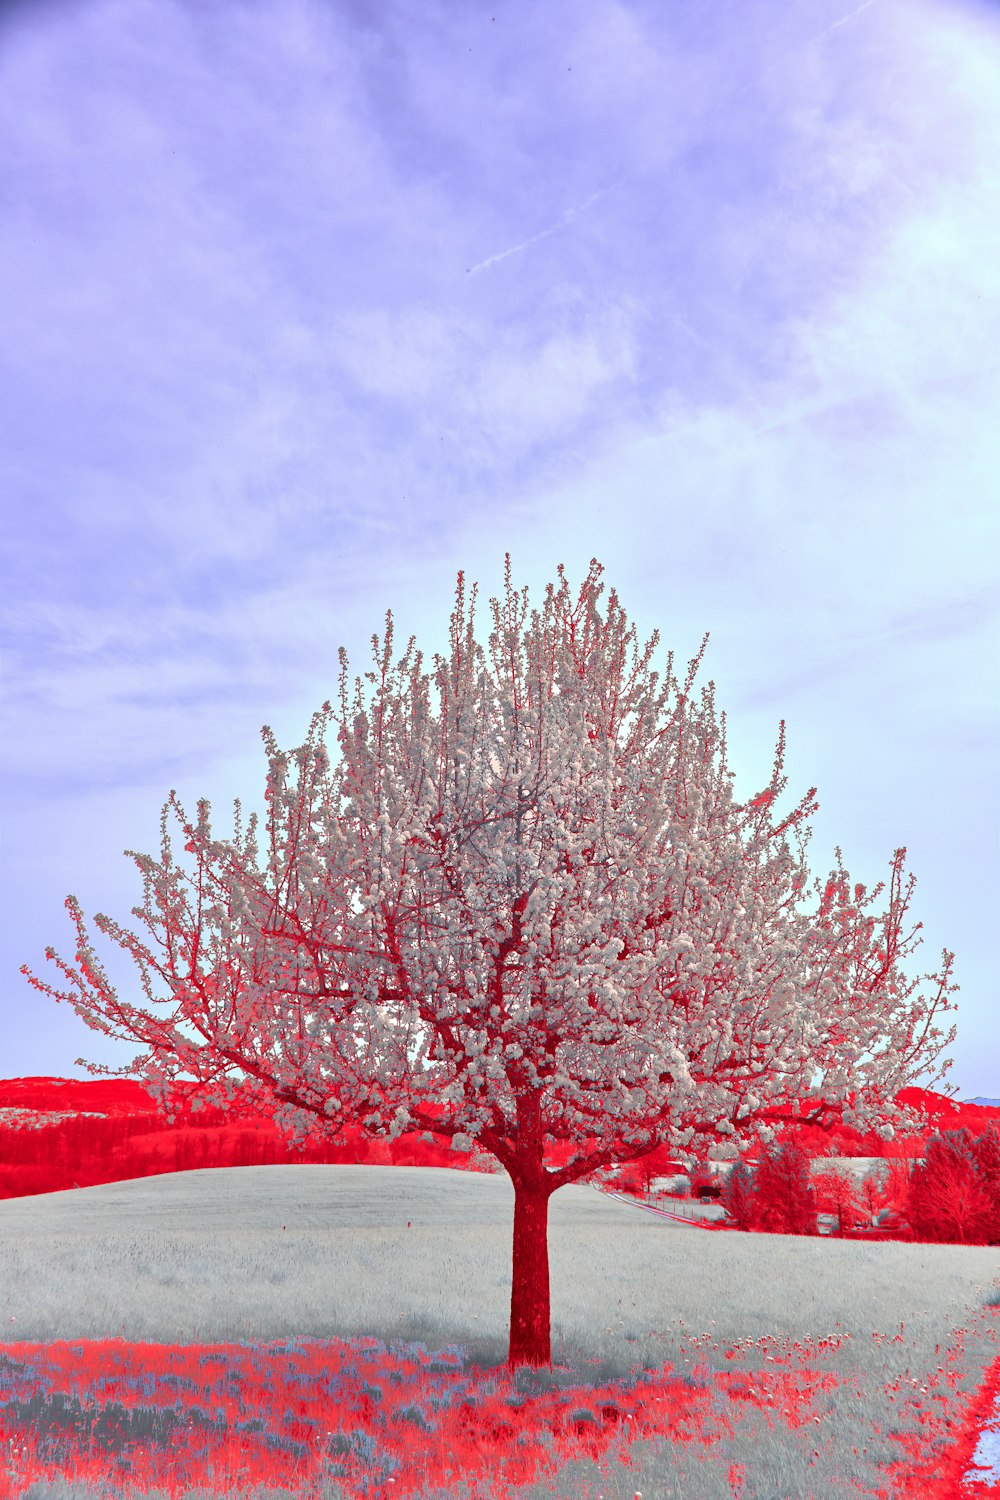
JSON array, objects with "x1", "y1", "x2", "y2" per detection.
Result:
[
  {"x1": 749, "y1": 1140, "x2": 818, "y2": 1236},
  {"x1": 6, "y1": 1076, "x2": 998, "y2": 1260},
  {"x1": 811, "y1": 1167, "x2": 866, "y2": 1236},
  {"x1": 906, "y1": 1126, "x2": 1000, "y2": 1245},
  {"x1": 601, "y1": 1142, "x2": 687, "y2": 1198},
  {"x1": 0, "y1": 1330, "x2": 728, "y2": 1499},
  {"x1": 721, "y1": 1160, "x2": 759, "y2": 1231},
  {"x1": 0, "y1": 1076, "x2": 620, "y2": 1201}
]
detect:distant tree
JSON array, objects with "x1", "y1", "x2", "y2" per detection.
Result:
[
  {"x1": 622, "y1": 1142, "x2": 686, "y2": 1198},
  {"x1": 855, "y1": 1153, "x2": 918, "y2": 1237},
  {"x1": 907, "y1": 1128, "x2": 999, "y2": 1245},
  {"x1": 970, "y1": 1125, "x2": 1000, "y2": 1243},
  {"x1": 752, "y1": 1140, "x2": 819, "y2": 1235},
  {"x1": 858, "y1": 1160, "x2": 890, "y2": 1227},
  {"x1": 811, "y1": 1164, "x2": 865, "y2": 1236},
  {"x1": 22, "y1": 557, "x2": 959, "y2": 1369},
  {"x1": 721, "y1": 1160, "x2": 760, "y2": 1231}
]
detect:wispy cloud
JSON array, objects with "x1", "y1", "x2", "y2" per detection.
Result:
[{"x1": 2, "y1": 0, "x2": 997, "y2": 1092}]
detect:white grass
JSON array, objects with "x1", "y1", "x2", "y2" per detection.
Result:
[{"x1": 1, "y1": 1164, "x2": 998, "y2": 1498}]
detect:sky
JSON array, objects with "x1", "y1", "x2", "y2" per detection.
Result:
[{"x1": 2, "y1": 0, "x2": 998, "y2": 1105}]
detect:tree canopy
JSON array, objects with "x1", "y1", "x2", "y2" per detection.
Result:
[{"x1": 23, "y1": 556, "x2": 958, "y2": 1366}]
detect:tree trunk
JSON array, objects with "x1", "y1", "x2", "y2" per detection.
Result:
[{"x1": 508, "y1": 1177, "x2": 553, "y2": 1368}]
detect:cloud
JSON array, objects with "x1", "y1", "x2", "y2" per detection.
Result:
[
  {"x1": 2, "y1": 0, "x2": 998, "y2": 1090},
  {"x1": 327, "y1": 307, "x2": 461, "y2": 402}
]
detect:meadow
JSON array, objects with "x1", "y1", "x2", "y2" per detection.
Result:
[{"x1": 0, "y1": 1163, "x2": 998, "y2": 1499}]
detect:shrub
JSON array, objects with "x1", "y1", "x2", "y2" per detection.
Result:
[{"x1": 688, "y1": 1162, "x2": 722, "y2": 1200}]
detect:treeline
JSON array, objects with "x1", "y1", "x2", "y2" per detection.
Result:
[
  {"x1": 1, "y1": 1076, "x2": 997, "y2": 1244},
  {"x1": 0, "y1": 1078, "x2": 621, "y2": 1201},
  {"x1": 720, "y1": 1126, "x2": 1000, "y2": 1244},
  {"x1": 0, "y1": 1091, "x2": 508, "y2": 1201}
]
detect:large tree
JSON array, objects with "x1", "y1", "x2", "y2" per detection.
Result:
[{"x1": 23, "y1": 557, "x2": 958, "y2": 1368}]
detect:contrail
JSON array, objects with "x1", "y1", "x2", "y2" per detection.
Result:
[
  {"x1": 807, "y1": 0, "x2": 880, "y2": 45},
  {"x1": 747, "y1": 389, "x2": 876, "y2": 438},
  {"x1": 465, "y1": 185, "x2": 617, "y2": 277}
]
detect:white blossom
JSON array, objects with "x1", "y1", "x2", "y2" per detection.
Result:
[{"x1": 21, "y1": 557, "x2": 959, "y2": 1368}]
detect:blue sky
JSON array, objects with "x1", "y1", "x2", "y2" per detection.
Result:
[{"x1": 3, "y1": 0, "x2": 998, "y2": 1102}]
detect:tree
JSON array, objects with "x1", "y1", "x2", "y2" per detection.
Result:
[
  {"x1": 689, "y1": 1161, "x2": 723, "y2": 1200},
  {"x1": 970, "y1": 1125, "x2": 1000, "y2": 1243},
  {"x1": 858, "y1": 1160, "x2": 891, "y2": 1228},
  {"x1": 751, "y1": 1140, "x2": 819, "y2": 1236},
  {"x1": 21, "y1": 556, "x2": 960, "y2": 1369},
  {"x1": 907, "y1": 1129, "x2": 999, "y2": 1245},
  {"x1": 610, "y1": 1140, "x2": 683, "y2": 1198},
  {"x1": 721, "y1": 1160, "x2": 759, "y2": 1230},
  {"x1": 874, "y1": 1152, "x2": 917, "y2": 1220},
  {"x1": 811, "y1": 1164, "x2": 865, "y2": 1236}
]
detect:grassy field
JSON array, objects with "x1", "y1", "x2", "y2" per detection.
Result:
[{"x1": 0, "y1": 1164, "x2": 998, "y2": 1498}]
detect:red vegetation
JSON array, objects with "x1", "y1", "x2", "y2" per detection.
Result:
[
  {"x1": 0, "y1": 1075, "x2": 615, "y2": 1202},
  {"x1": 906, "y1": 1126, "x2": 1000, "y2": 1246},
  {"x1": 3, "y1": 1077, "x2": 998, "y2": 1234},
  {"x1": 0, "y1": 1077, "x2": 998, "y2": 1496},
  {"x1": 0, "y1": 1331, "x2": 732, "y2": 1498},
  {"x1": 744, "y1": 1140, "x2": 819, "y2": 1236},
  {"x1": 0, "y1": 1324, "x2": 994, "y2": 1499},
  {"x1": 760, "y1": 1085, "x2": 992, "y2": 1161}
]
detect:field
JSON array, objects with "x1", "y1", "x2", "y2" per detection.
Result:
[{"x1": 0, "y1": 1163, "x2": 999, "y2": 1498}]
